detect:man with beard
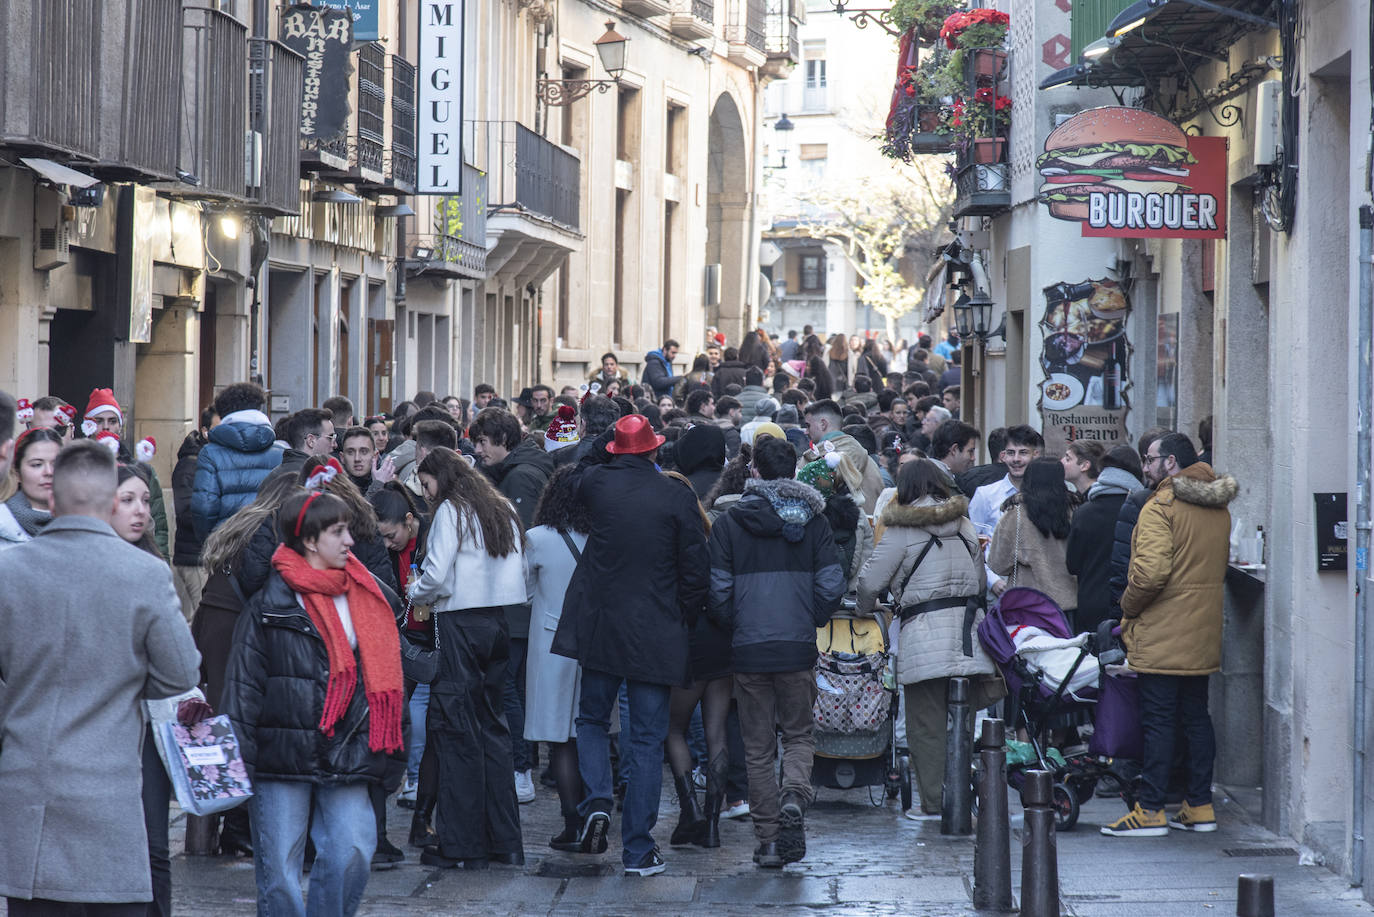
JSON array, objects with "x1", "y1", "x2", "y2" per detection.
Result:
[{"x1": 338, "y1": 426, "x2": 378, "y2": 493}]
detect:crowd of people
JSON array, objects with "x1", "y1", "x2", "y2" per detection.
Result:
[{"x1": 0, "y1": 323, "x2": 1237, "y2": 914}]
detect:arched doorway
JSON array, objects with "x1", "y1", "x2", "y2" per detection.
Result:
[{"x1": 707, "y1": 93, "x2": 750, "y2": 344}]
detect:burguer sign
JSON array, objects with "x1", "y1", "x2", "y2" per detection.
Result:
[{"x1": 1037, "y1": 107, "x2": 1227, "y2": 240}]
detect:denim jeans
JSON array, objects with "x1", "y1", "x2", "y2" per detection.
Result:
[
  {"x1": 250, "y1": 780, "x2": 375, "y2": 917},
  {"x1": 577, "y1": 669, "x2": 671, "y2": 867},
  {"x1": 1137, "y1": 673, "x2": 1215, "y2": 810},
  {"x1": 407, "y1": 682, "x2": 430, "y2": 785}
]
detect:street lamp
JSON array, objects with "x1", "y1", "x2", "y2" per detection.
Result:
[
  {"x1": 537, "y1": 22, "x2": 629, "y2": 106},
  {"x1": 951, "y1": 290, "x2": 1003, "y2": 343},
  {"x1": 769, "y1": 113, "x2": 795, "y2": 170},
  {"x1": 826, "y1": 0, "x2": 902, "y2": 36}
]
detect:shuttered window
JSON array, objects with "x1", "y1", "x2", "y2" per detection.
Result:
[{"x1": 1071, "y1": 0, "x2": 1136, "y2": 60}]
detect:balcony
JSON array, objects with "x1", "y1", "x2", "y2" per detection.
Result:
[
  {"x1": 763, "y1": 0, "x2": 800, "y2": 80},
  {"x1": 622, "y1": 0, "x2": 673, "y2": 15},
  {"x1": 0, "y1": 0, "x2": 181, "y2": 181},
  {"x1": 248, "y1": 38, "x2": 304, "y2": 215},
  {"x1": 726, "y1": 0, "x2": 767, "y2": 68},
  {"x1": 409, "y1": 163, "x2": 488, "y2": 281},
  {"x1": 354, "y1": 42, "x2": 387, "y2": 184},
  {"x1": 951, "y1": 162, "x2": 1009, "y2": 218},
  {"x1": 389, "y1": 55, "x2": 417, "y2": 193},
  {"x1": 669, "y1": 0, "x2": 714, "y2": 39},
  {"x1": 180, "y1": 6, "x2": 249, "y2": 200},
  {"x1": 468, "y1": 120, "x2": 582, "y2": 288}
]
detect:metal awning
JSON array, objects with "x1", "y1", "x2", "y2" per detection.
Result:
[
  {"x1": 20, "y1": 157, "x2": 101, "y2": 189},
  {"x1": 1039, "y1": 0, "x2": 1277, "y2": 90}
]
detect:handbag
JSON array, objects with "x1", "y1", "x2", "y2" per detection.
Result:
[
  {"x1": 156, "y1": 715, "x2": 253, "y2": 816},
  {"x1": 399, "y1": 591, "x2": 440, "y2": 684}
]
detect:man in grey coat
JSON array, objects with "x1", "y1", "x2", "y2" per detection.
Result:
[{"x1": 0, "y1": 440, "x2": 202, "y2": 913}]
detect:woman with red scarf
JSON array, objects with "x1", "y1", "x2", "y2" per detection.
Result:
[{"x1": 223, "y1": 489, "x2": 406, "y2": 917}]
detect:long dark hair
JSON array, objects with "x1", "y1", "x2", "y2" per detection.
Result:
[
  {"x1": 116, "y1": 463, "x2": 161, "y2": 558},
  {"x1": 805, "y1": 356, "x2": 834, "y2": 400},
  {"x1": 367, "y1": 480, "x2": 421, "y2": 525},
  {"x1": 418, "y1": 447, "x2": 519, "y2": 557},
  {"x1": 738, "y1": 331, "x2": 770, "y2": 372},
  {"x1": 828, "y1": 333, "x2": 849, "y2": 362},
  {"x1": 532, "y1": 465, "x2": 591, "y2": 535},
  {"x1": 1019, "y1": 457, "x2": 1071, "y2": 539},
  {"x1": 896, "y1": 458, "x2": 951, "y2": 505}
]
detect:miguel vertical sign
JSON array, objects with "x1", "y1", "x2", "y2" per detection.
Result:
[
  {"x1": 418, "y1": 0, "x2": 465, "y2": 194},
  {"x1": 280, "y1": 4, "x2": 354, "y2": 139}
]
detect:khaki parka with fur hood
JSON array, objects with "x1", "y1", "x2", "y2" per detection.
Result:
[
  {"x1": 1120, "y1": 462, "x2": 1238, "y2": 675},
  {"x1": 856, "y1": 495, "x2": 995, "y2": 685}
]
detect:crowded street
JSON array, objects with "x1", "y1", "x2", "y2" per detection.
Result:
[{"x1": 1, "y1": 0, "x2": 1372, "y2": 915}]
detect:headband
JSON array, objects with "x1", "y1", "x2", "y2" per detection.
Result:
[
  {"x1": 303, "y1": 457, "x2": 343, "y2": 491},
  {"x1": 294, "y1": 492, "x2": 322, "y2": 538}
]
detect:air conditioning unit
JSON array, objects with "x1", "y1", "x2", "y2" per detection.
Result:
[{"x1": 33, "y1": 186, "x2": 71, "y2": 271}]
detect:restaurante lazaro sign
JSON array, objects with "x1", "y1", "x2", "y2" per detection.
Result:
[{"x1": 1037, "y1": 107, "x2": 1227, "y2": 239}]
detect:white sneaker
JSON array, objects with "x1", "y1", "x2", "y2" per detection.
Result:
[
  {"x1": 514, "y1": 769, "x2": 536, "y2": 804},
  {"x1": 397, "y1": 778, "x2": 417, "y2": 808},
  {"x1": 724, "y1": 800, "x2": 751, "y2": 819}
]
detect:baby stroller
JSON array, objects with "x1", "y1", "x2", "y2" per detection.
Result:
[
  {"x1": 811, "y1": 599, "x2": 913, "y2": 810},
  {"x1": 976, "y1": 587, "x2": 1142, "y2": 830}
]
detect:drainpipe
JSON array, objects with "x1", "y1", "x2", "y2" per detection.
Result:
[
  {"x1": 746, "y1": 74, "x2": 764, "y2": 335},
  {"x1": 1356, "y1": 205, "x2": 1373, "y2": 887}
]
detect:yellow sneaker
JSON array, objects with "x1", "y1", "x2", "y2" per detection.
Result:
[
  {"x1": 1168, "y1": 801, "x2": 1218, "y2": 832},
  {"x1": 1101, "y1": 803, "x2": 1169, "y2": 837}
]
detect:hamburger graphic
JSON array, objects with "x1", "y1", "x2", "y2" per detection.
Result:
[{"x1": 1036, "y1": 107, "x2": 1197, "y2": 221}]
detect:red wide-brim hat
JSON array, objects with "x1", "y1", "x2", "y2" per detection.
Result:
[{"x1": 605, "y1": 414, "x2": 666, "y2": 454}]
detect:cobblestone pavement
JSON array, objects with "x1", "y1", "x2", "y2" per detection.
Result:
[{"x1": 124, "y1": 769, "x2": 1374, "y2": 916}]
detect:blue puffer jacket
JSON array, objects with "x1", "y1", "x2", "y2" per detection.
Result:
[
  {"x1": 192, "y1": 420, "x2": 284, "y2": 539},
  {"x1": 1108, "y1": 486, "x2": 1154, "y2": 615}
]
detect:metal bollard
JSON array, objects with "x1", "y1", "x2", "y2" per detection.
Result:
[
  {"x1": 942, "y1": 676, "x2": 974, "y2": 836},
  {"x1": 184, "y1": 813, "x2": 219, "y2": 857},
  {"x1": 1236, "y1": 874, "x2": 1275, "y2": 917},
  {"x1": 974, "y1": 718, "x2": 1013, "y2": 911},
  {"x1": 1019, "y1": 769, "x2": 1059, "y2": 917}
]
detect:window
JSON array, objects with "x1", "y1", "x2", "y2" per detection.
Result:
[
  {"x1": 800, "y1": 254, "x2": 824, "y2": 292},
  {"x1": 803, "y1": 40, "x2": 827, "y2": 111},
  {"x1": 799, "y1": 142, "x2": 827, "y2": 180}
]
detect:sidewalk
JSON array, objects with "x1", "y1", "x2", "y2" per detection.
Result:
[{"x1": 129, "y1": 772, "x2": 1373, "y2": 916}]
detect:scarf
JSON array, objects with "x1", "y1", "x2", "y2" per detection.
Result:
[
  {"x1": 1088, "y1": 466, "x2": 1144, "y2": 500},
  {"x1": 271, "y1": 544, "x2": 404, "y2": 753},
  {"x1": 5, "y1": 491, "x2": 52, "y2": 537}
]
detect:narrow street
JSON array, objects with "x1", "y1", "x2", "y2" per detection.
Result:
[{"x1": 159, "y1": 776, "x2": 1371, "y2": 916}]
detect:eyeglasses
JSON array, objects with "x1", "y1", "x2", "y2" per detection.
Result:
[{"x1": 1143, "y1": 453, "x2": 1161, "y2": 466}]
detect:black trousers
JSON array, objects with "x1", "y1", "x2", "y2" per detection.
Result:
[
  {"x1": 429, "y1": 609, "x2": 524, "y2": 859},
  {"x1": 1137, "y1": 672, "x2": 1215, "y2": 810},
  {"x1": 140, "y1": 726, "x2": 171, "y2": 917}
]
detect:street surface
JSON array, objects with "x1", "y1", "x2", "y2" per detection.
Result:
[{"x1": 122, "y1": 775, "x2": 1374, "y2": 915}]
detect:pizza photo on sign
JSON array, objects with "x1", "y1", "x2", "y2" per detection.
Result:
[{"x1": 1036, "y1": 107, "x2": 1227, "y2": 239}]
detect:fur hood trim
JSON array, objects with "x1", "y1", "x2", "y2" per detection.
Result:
[
  {"x1": 880, "y1": 495, "x2": 969, "y2": 529},
  {"x1": 1169, "y1": 466, "x2": 1238, "y2": 508},
  {"x1": 744, "y1": 477, "x2": 826, "y2": 515}
]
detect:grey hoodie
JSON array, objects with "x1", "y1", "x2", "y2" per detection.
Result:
[{"x1": 1087, "y1": 466, "x2": 1143, "y2": 500}]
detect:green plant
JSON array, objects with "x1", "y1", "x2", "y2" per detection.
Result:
[
  {"x1": 886, "y1": 0, "x2": 959, "y2": 40},
  {"x1": 918, "y1": 46, "x2": 961, "y2": 102}
]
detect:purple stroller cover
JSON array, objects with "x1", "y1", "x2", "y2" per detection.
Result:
[{"x1": 977, "y1": 587, "x2": 1090, "y2": 705}]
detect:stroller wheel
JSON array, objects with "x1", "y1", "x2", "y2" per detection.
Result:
[
  {"x1": 1051, "y1": 782, "x2": 1080, "y2": 831},
  {"x1": 1068, "y1": 775, "x2": 1097, "y2": 805},
  {"x1": 899, "y1": 757, "x2": 913, "y2": 813}
]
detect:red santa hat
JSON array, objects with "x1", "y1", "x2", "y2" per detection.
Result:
[
  {"x1": 94, "y1": 431, "x2": 122, "y2": 454},
  {"x1": 135, "y1": 437, "x2": 157, "y2": 463},
  {"x1": 54, "y1": 403, "x2": 78, "y2": 428},
  {"x1": 544, "y1": 404, "x2": 580, "y2": 452},
  {"x1": 84, "y1": 388, "x2": 123, "y2": 423}
]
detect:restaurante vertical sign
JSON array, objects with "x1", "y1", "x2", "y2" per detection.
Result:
[
  {"x1": 280, "y1": 4, "x2": 354, "y2": 139},
  {"x1": 418, "y1": 0, "x2": 465, "y2": 194}
]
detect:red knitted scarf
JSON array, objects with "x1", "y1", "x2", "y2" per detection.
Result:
[{"x1": 272, "y1": 544, "x2": 404, "y2": 753}]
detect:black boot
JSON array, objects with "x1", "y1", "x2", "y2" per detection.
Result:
[
  {"x1": 670, "y1": 774, "x2": 707, "y2": 846},
  {"x1": 409, "y1": 795, "x2": 438, "y2": 848},
  {"x1": 697, "y1": 755, "x2": 727, "y2": 849},
  {"x1": 550, "y1": 814, "x2": 582, "y2": 852},
  {"x1": 219, "y1": 806, "x2": 253, "y2": 857}
]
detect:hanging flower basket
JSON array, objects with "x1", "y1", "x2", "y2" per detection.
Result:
[{"x1": 971, "y1": 48, "x2": 1008, "y2": 80}]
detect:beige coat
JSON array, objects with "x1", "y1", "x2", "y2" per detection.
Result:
[
  {"x1": 987, "y1": 501, "x2": 1078, "y2": 614},
  {"x1": 857, "y1": 497, "x2": 994, "y2": 685},
  {"x1": 1120, "y1": 464, "x2": 1237, "y2": 675}
]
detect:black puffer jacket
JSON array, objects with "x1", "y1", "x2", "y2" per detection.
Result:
[
  {"x1": 707, "y1": 478, "x2": 846, "y2": 673},
  {"x1": 171, "y1": 432, "x2": 205, "y2": 566},
  {"x1": 1108, "y1": 487, "x2": 1155, "y2": 614},
  {"x1": 235, "y1": 516, "x2": 398, "y2": 600},
  {"x1": 222, "y1": 568, "x2": 407, "y2": 786},
  {"x1": 676, "y1": 424, "x2": 726, "y2": 503},
  {"x1": 486, "y1": 439, "x2": 554, "y2": 531}
]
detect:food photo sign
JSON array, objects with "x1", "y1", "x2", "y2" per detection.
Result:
[
  {"x1": 1037, "y1": 107, "x2": 1227, "y2": 239},
  {"x1": 1038, "y1": 279, "x2": 1132, "y2": 455}
]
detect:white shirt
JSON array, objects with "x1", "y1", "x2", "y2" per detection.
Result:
[
  {"x1": 297, "y1": 593, "x2": 357, "y2": 649},
  {"x1": 968, "y1": 475, "x2": 1018, "y2": 539}
]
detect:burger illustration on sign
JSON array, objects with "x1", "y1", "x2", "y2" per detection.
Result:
[{"x1": 1037, "y1": 107, "x2": 1219, "y2": 234}]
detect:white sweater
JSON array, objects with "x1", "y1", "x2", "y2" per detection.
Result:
[{"x1": 408, "y1": 500, "x2": 527, "y2": 611}]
